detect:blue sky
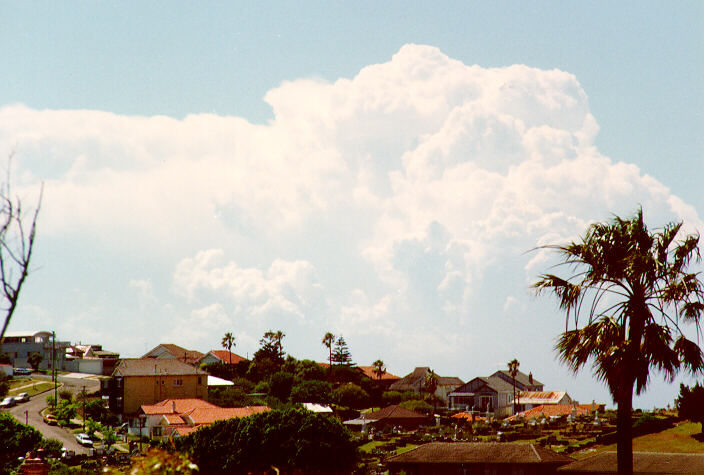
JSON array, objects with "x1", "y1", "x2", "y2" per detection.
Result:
[{"x1": 1, "y1": 2, "x2": 702, "y2": 408}]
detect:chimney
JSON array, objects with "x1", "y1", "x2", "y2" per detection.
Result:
[
  {"x1": 172, "y1": 401, "x2": 176, "y2": 413},
  {"x1": 528, "y1": 372, "x2": 533, "y2": 384}
]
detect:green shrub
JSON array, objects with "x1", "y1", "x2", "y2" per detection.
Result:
[
  {"x1": 179, "y1": 408, "x2": 358, "y2": 473},
  {"x1": 399, "y1": 399, "x2": 432, "y2": 414}
]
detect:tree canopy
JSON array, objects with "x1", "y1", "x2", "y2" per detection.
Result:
[
  {"x1": 179, "y1": 408, "x2": 358, "y2": 474},
  {"x1": 534, "y1": 208, "x2": 704, "y2": 474}
]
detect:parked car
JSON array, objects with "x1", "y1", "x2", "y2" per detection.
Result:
[
  {"x1": 43, "y1": 413, "x2": 58, "y2": 425},
  {"x1": 13, "y1": 367, "x2": 32, "y2": 375},
  {"x1": 16, "y1": 392, "x2": 30, "y2": 403},
  {"x1": 0, "y1": 397, "x2": 16, "y2": 408},
  {"x1": 76, "y1": 433, "x2": 93, "y2": 447}
]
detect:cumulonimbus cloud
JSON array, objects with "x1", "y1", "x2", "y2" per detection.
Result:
[{"x1": 0, "y1": 45, "x2": 699, "y2": 405}]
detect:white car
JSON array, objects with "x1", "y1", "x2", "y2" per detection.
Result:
[
  {"x1": 16, "y1": 392, "x2": 30, "y2": 403},
  {"x1": 0, "y1": 397, "x2": 16, "y2": 408},
  {"x1": 75, "y1": 433, "x2": 93, "y2": 447}
]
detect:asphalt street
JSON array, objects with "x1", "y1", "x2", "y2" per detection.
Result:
[{"x1": 3, "y1": 373, "x2": 103, "y2": 455}]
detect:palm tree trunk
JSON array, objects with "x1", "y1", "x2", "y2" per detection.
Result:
[{"x1": 616, "y1": 381, "x2": 634, "y2": 475}]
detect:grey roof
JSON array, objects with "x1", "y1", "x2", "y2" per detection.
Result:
[
  {"x1": 387, "y1": 442, "x2": 573, "y2": 465},
  {"x1": 113, "y1": 358, "x2": 208, "y2": 377},
  {"x1": 492, "y1": 369, "x2": 543, "y2": 388},
  {"x1": 389, "y1": 367, "x2": 463, "y2": 392}
]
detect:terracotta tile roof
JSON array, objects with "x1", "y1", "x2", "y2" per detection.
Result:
[
  {"x1": 203, "y1": 350, "x2": 247, "y2": 365},
  {"x1": 357, "y1": 366, "x2": 401, "y2": 381},
  {"x1": 507, "y1": 404, "x2": 595, "y2": 421},
  {"x1": 365, "y1": 405, "x2": 429, "y2": 421},
  {"x1": 557, "y1": 451, "x2": 704, "y2": 473},
  {"x1": 140, "y1": 398, "x2": 217, "y2": 415},
  {"x1": 386, "y1": 442, "x2": 573, "y2": 465},
  {"x1": 183, "y1": 406, "x2": 270, "y2": 425},
  {"x1": 174, "y1": 426, "x2": 199, "y2": 437},
  {"x1": 114, "y1": 358, "x2": 208, "y2": 377},
  {"x1": 162, "y1": 414, "x2": 186, "y2": 425}
]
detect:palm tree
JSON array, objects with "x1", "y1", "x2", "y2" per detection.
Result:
[
  {"x1": 424, "y1": 369, "x2": 439, "y2": 409},
  {"x1": 322, "y1": 332, "x2": 335, "y2": 367},
  {"x1": 534, "y1": 208, "x2": 704, "y2": 475},
  {"x1": 507, "y1": 358, "x2": 520, "y2": 415},
  {"x1": 372, "y1": 359, "x2": 386, "y2": 381},
  {"x1": 221, "y1": 332, "x2": 235, "y2": 365}
]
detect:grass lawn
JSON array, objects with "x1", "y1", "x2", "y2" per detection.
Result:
[
  {"x1": 8, "y1": 380, "x2": 55, "y2": 397},
  {"x1": 574, "y1": 421, "x2": 704, "y2": 459}
]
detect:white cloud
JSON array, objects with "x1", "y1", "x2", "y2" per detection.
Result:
[{"x1": 2, "y1": 44, "x2": 701, "y2": 406}]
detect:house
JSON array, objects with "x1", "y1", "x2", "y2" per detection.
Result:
[
  {"x1": 386, "y1": 442, "x2": 573, "y2": 475},
  {"x1": 1, "y1": 330, "x2": 70, "y2": 371},
  {"x1": 514, "y1": 391, "x2": 573, "y2": 412},
  {"x1": 198, "y1": 350, "x2": 247, "y2": 366},
  {"x1": 557, "y1": 451, "x2": 704, "y2": 474},
  {"x1": 64, "y1": 344, "x2": 120, "y2": 376},
  {"x1": 137, "y1": 398, "x2": 218, "y2": 438},
  {"x1": 142, "y1": 343, "x2": 204, "y2": 366},
  {"x1": 389, "y1": 367, "x2": 463, "y2": 405},
  {"x1": 345, "y1": 405, "x2": 431, "y2": 431},
  {"x1": 449, "y1": 370, "x2": 545, "y2": 417},
  {"x1": 139, "y1": 398, "x2": 270, "y2": 439},
  {"x1": 103, "y1": 358, "x2": 209, "y2": 417},
  {"x1": 356, "y1": 365, "x2": 401, "y2": 389},
  {"x1": 449, "y1": 376, "x2": 515, "y2": 416}
]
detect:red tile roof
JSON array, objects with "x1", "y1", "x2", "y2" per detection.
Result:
[
  {"x1": 183, "y1": 405, "x2": 270, "y2": 425},
  {"x1": 357, "y1": 366, "x2": 401, "y2": 381},
  {"x1": 507, "y1": 404, "x2": 596, "y2": 421},
  {"x1": 162, "y1": 414, "x2": 186, "y2": 425},
  {"x1": 141, "y1": 398, "x2": 218, "y2": 415}
]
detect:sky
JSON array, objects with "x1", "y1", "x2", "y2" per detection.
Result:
[{"x1": 1, "y1": 2, "x2": 703, "y2": 409}]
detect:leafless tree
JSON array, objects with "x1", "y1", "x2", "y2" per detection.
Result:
[{"x1": 0, "y1": 159, "x2": 42, "y2": 353}]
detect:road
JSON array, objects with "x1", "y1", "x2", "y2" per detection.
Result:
[{"x1": 3, "y1": 373, "x2": 102, "y2": 455}]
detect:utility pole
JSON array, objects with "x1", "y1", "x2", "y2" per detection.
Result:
[
  {"x1": 82, "y1": 385, "x2": 86, "y2": 432},
  {"x1": 52, "y1": 331, "x2": 57, "y2": 407}
]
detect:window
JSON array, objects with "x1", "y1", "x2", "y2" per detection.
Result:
[{"x1": 173, "y1": 379, "x2": 183, "y2": 387}]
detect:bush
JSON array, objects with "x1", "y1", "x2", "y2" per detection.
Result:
[
  {"x1": 294, "y1": 359, "x2": 328, "y2": 382},
  {"x1": 179, "y1": 408, "x2": 358, "y2": 473},
  {"x1": 268, "y1": 372, "x2": 295, "y2": 401},
  {"x1": 333, "y1": 383, "x2": 370, "y2": 409},
  {"x1": 290, "y1": 380, "x2": 332, "y2": 404},
  {"x1": 253, "y1": 381, "x2": 270, "y2": 395},
  {"x1": 0, "y1": 413, "x2": 43, "y2": 473},
  {"x1": 59, "y1": 388, "x2": 73, "y2": 402},
  {"x1": 382, "y1": 391, "x2": 402, "y2": 406},
  {"x1": 399, "y1": 399, "x2": 432, "y2": 414}
]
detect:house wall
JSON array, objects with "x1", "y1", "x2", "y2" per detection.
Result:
[
  {"x1": 2, "y1": 334, "x2": 70, "y2": 370},
  {"x1": 122, "y1": 374, "x2": 208, "y2": 415},
  {"x1": 64, "y1": 358, "x2": 103, "y2": 375}
]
